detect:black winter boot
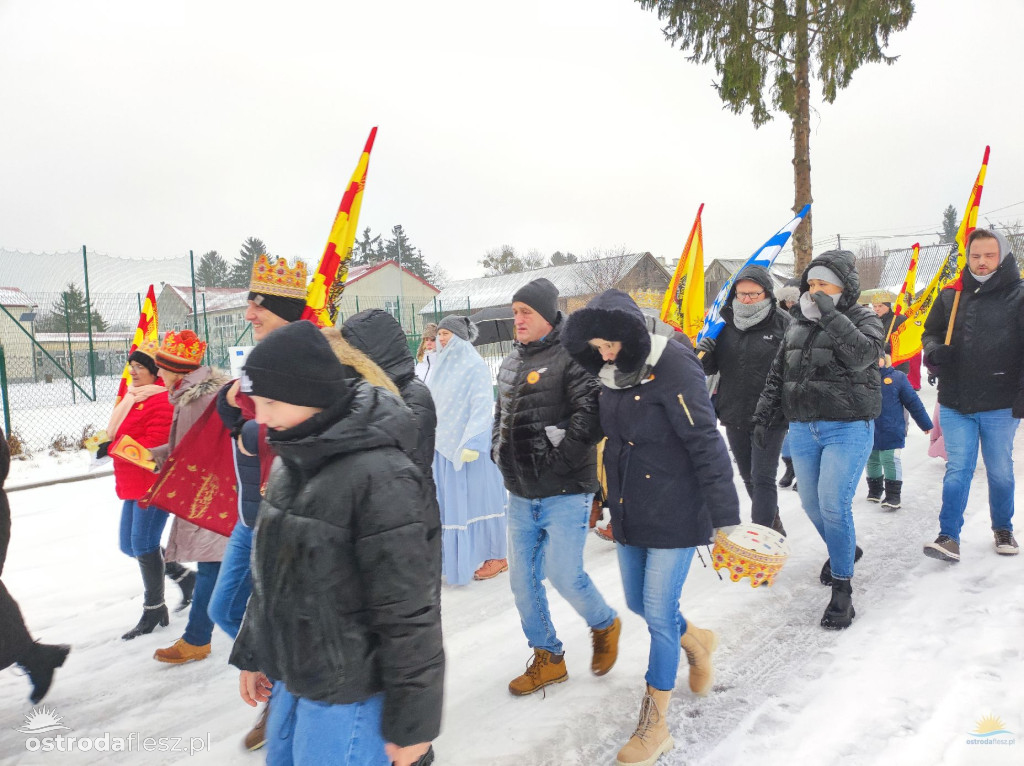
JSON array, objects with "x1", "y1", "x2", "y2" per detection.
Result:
[
  {"x1": 770, "y1": 511, "x2": 787, "y2": 537},
  {"x1": 821, "y1": 578, "x2": 855, "y2": 629},
  {"x1": 164, "y1": 559, "x2": 196, "y2": 613},
  {"x1": 123, "y1": 549, "x2": 169, "y2": 640},
  {"x1": 820, "y1": 545, "x2": 863, "y2": 586},
  {"x1": 865, "y1": 476, "x2": 884, "y2": 503},
  {"x1": 881, "y1": 480, "x2": 902, "y2": 510},
  {"x1": 18, "y1": 642, "x2": 71, "y2": 704},
  {"x1": 778, "y1": 457, "x2": 795, "y2": 488}
]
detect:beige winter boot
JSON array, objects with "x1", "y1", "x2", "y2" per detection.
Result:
[
  {"x1": 616, "y1": 685, "x2": 674, "y2": 765},
  {"x1": 679, "y1": 623, "x2": 718, "y2": 696}
]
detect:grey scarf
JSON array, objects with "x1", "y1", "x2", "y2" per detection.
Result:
[
  {"x1": 598, "y1": 317, "x2": 676, "y2": 390},
  {"x1": 731, "y1": 297, "x2": 773, "y2": 331}
]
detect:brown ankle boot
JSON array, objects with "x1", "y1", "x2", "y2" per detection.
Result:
[
  {"x1": 679, "y1": 623, "x2": 718, "y2": 696},
  {"x1": 590, "y1": 617, "x2": 621, "y2": 676},
  {"x1": 616, "y1": 685, "x2": 673, "y2": 765},
  {"x1": 243, "y1": 703, "x2": 270, "y2": 751},
  {"x1": 508, "y1": 648, "x2": 568, "y2": 696}
]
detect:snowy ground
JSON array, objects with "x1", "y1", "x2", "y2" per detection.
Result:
[{"x1": 2, "y1": 385, "x2": 1023, "y2": 765}]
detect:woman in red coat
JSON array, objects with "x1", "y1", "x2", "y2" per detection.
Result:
[{"x1": 103, "y1": 340, "x2": 185, "y2": 640}]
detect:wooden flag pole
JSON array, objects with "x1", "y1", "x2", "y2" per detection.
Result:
[{"x1": 944, "y1": 291, "x2": 962, "y2": 345}]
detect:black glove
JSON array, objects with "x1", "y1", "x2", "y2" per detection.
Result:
[
  {"x1": 927, "y1": 372, "x2": 938, "y2": 387},
  {"x1": 810, "y1": 290, "x2": 836, "y2": 315},
  {"x1": 927, "y1": 344, "x2": 955, "y2": 367},
  {"x1": 96, "y1": 441, "x2": 111, "y2": 459},
  {"x1": 752, "y1": 424, "x2": 768, "y2": 450},
  {"x1": 696, "y1": 337, "x2": 716, "y2": 356}
]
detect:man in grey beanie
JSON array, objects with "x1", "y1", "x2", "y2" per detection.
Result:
[
  {"x1": 492, "y1": 277, "x2": 620, "y2": 696},
  {"x1": 922, "y1": 228, "x2": 1024, "y2": 562}
]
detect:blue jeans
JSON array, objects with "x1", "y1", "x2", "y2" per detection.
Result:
[
  {"x1": 266, "y1": 683, "x2": 388, "y2": 766},
  {"x1": 208, "y1": 520, "x2": 253, "y2": 639},
  {"x1": 938, "y1": 406, "x2": 1018, "y2": 542},
  {"x1": 507, "y1": 493, "x2": 616, "y2": 655},
  {"x1": 617, "y1": 544, "x2": 695, "y2": 691},
  {"x1": 118, "y1": 500, "x2": 169, "y2": 558},
  {"x1": 182, "y1": 561, "x2": 220, "y2": 646},
  {"x1": 789, "y1": 421, "x2": 873, "y2": 580}
]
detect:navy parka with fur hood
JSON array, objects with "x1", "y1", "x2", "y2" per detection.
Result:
[{"x1": 562, "y1": 290, "x2": 740, "y2": 549}]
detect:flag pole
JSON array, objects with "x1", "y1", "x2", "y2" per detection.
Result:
[{"x1": 944, "y1": 291, "x2": 962, "y2": 345}]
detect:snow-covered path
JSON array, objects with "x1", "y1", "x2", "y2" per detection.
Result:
[{"x1": 2, "y1": 386, "x2": 1022, "y2": 765}]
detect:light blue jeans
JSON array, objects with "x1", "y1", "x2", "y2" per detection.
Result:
[
  {"x1": 118, "y1": 499, "x2": 169, "y2": 557},
  {"x1": 789, "y1": 420, "x2": 873, "y2": 580},
  {"x1": 266, "y1": 683, "x2": 388, "y2": 766},
  {"x1": 207, "y1": 520, "x2": 253, "y2": 639},
  {"x1": 507, "y1": 492, "x2": 616, "y2": 655},
  {"x1": 938, "y1": 406, "x2": 1018, "y2": 542},
  {"x1": 617, "y1": 544, "x2": 695, "y2": 691}
]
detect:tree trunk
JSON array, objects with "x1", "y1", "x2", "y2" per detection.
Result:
[{"x1": 791, "y1": 0, "x2": 813, "y2": 275}]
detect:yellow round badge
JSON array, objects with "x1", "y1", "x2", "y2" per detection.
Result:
[
  {"x1": 526, "y1": 370, "x2": 541, "y2": 384},
  {"x1": 883, "y1": 377, "x2": 893, "y2": 384}
]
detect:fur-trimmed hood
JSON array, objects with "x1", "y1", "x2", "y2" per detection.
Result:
[
  {"x1": 167, "y1": 367, "x2": 231, "y2": 407},
  {"x1": 320, "y1": 326, "x2": 401, "y2": 397},
  {"x1": 562, "y1": 289, "x2": 679, "y2": 375}
]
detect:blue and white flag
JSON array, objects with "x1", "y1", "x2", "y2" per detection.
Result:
[{"x1": 696, "y1": 204, "x2": 810, "y2": 343}]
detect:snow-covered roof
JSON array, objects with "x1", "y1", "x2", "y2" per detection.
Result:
[
  {"x1": 164, "y1": 286, "x2": 248, "y2": 314},
  {"x1": 420, "y1": 253, "x2": 654, "y2": 314},
  {"x1": 35, "y1": 332, "x2": 134, "y2": 342},
  {"x1": 346, "y1": 260, "x2": 439, "y2": 292},
  {"x1": 0, "y1": 286, "x2": 37, "y2": 308}
]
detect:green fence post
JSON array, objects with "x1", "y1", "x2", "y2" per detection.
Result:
[
  {"x1": 356, "y1": 295, "x2": 360, "y2": 313},
  {"x1": 0, "y1": 345, "x2": 10, "y2": 437},
  {"x1": 202, "y1": 293, "x2": 210, "y2": 348},
  {"x1": 82, "y1": 245, "x2": 96, "y2": 399},
  {"x1": 63, "y1": 294, "x2": 76, "y2": 405},
  {"x1": 189, "y1": 250, "x2": 199, "y2": 333}
]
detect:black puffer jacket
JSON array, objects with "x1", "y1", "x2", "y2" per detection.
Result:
[
  {"x1": 341, "y1": 309, "x2": 437, "y2": 475},
  {"x1": 563, "y1": 290, "x2": 740, "y2": 548},
  {"x1": 701, "y1": 265, "x2": 790, "y2": 430},
  {"x1": 922, "y1": 251, "x2": 1024, "y2": 414},
  {"x1": 229, "y1": 382, "x2": 444, "y2": 748},
  {"x1": 493, "y1": 315, "x2": 602, "y2": 499},
  {"x1": 754, "y1": 250, "x2": 885, "y2": 425}
]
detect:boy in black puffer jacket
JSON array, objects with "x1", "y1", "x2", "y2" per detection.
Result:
[{"x1": 229, "y1": 321, "x2": 444, "y2": 766}]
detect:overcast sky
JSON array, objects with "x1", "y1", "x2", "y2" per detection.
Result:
[{"x1": 1, "y1": 0, "x2": 1021, "y2": 281}]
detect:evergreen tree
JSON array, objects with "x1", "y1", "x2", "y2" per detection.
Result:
[
  {"x1": 481, "y1": 245, "x2": 526, "y2": 276},
  {"x1": 635, "y1": 0, "x2": 914, "y2": 272},
  {"x1": 550, "y1": 251, "x2": 578, "y2": 266},
  {"x1": 353, "y1": 226, "x2": 385, "y2": 266},
  {"x1": 195, "y1": 250, "x2": 230, "y2": 287},
  {"x1": 384, "y1": 225, "x2": 432, "y2": 281},
  {"x1": 940, "y1": 204, "x2": 958, "y2": 244},
  {"x1": 228, "y1": 237, "x2": 269, "y2": 287},
  {"x1": 37, "y1": 283, "x2": 108, "y2": 332}
]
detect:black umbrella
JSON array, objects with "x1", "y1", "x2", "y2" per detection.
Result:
[{"x1": 468, "y1": 306, "x2": 516, "y2": 346}]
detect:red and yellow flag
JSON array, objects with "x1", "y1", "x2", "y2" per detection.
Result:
[
  {"x1": 660, "y1": 204, "x2": 705, "y2": 341},
  {"x1": 890, "y1": 146, "x2": 989, "y2": 365},
  {"x1": 302, "y1": 127, "x2": 378, "y2": 328},
  {"x1": 892, "y1": 243, "x2": 919, "y2": 319},
  {"x1": 115, "y1": 285, "x2": 158, "y2": 404}
]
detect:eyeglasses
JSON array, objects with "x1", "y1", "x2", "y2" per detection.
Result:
[{"x1": 736, "y1": 291, "x2": 765, "y2": 301}]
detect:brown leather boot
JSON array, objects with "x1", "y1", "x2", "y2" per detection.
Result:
[
  {"x1": 243, "y1": 703, "x2": 270, "y2": 751},
  {"x1": 508, "y1": 649, "x2": 568, "y2": 696},
  {"x1": 679, "y1": 623, "x2": 718, "y2": 696},
  {"x1": 616, "y1": 685, "x2": 673, "y2": 765},
  {"x1": 591, "y1": 617, "x2": 621, "y2": 676},
  {"x1": 153, "y1": 638, "x2": 211, "y2": 664}
]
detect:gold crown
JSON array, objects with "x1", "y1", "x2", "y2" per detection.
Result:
[
  {"x1": 135, "y1": 338, "x2": 160, "y2": 360},
  {"x1": 249, "y1": 254, "x2": 308, "y2": 301}
]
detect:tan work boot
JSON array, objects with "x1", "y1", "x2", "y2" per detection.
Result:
[
  {"x1": 591, "y1": 617, "x2": 621, "y2": 676},
  {"x1": 243, "y1": 703, "x2": 270, "y2": 751},
  {"x1": 508, "y1": 649, "x2": 568, "y2": 696},
  {"x1": 679, "y1": 623, "x2": 718, "y2": 696},
  {"x1": 153, "y1": 638, "x2": 211, "y2": 664},
  {"x1": 616, "y1": 684, "x2": 673, "y2": 765}
]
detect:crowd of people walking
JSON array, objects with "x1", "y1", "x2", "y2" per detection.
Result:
[{"x1": 2, "y1": 229, "x2": 1020, "y2": 765}]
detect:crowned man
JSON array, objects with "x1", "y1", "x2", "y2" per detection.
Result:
[{"x1": 207, "y1": 254, "x2": 309, "y2": 751}]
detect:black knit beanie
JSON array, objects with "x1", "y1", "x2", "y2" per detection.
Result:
[
  {"x1": 128, "y1": 349, "x2": 159, "y2": 378},
  {"x1": 241, "y1": 321, "x2": 349, "y2": 408},
  {"x1": 247, "y1": 291, "x2": 306, "y2": 322},
  {"x1": 512, "y1": 278, "x2": 559, "y2": 326}
]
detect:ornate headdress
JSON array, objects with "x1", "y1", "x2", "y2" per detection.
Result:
[
  {"x1": 248, "y1": 254, "x2": 309, "y2": 322},
  {"x1": 155, "y1": 329, "x2": 207, "y2": 374},
  {"x1": 712, "y1": 523, "x2": 790, "y2": 588}
]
